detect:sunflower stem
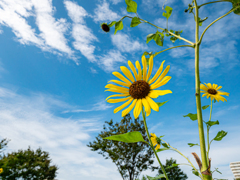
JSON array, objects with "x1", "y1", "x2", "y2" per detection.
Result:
[
  {"x1": 141, "y1": 109, "x2": 169, "y2": 180},
  {"x1": 206, "y1": 100, "x2": 213, "y2": 163},
  {"x1": 194, "y1": 0, "x2": 212, "y2": 179}
]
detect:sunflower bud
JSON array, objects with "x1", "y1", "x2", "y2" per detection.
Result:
[
  {"x1": 101, "y1": 23, "x2": 110, "y2": 33},
  {"x1": 184, "y1": 9, "x2": 188, "y2": 13}
]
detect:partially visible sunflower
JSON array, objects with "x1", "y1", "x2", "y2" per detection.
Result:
[
  {"x1": 150, "y1": 133, "x2": 161, "y2": 151},
  {"x1": 0, "y1": 168, "x2": 3, "y2": 173},
  {"x1": 200, "y1": 83, "x2": 229, "y2": 102},
  {"x1": 105, "y1": 55, "x2": 172, "y2": 119}
]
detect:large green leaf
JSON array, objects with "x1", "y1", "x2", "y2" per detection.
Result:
[
  {"x1": 146, "y1": 174, "x2": 165, "y2": 180},
  {"x1": 130, "y1": 17, "x2": 141, "y2": 27},
  {"x1": 202, "y1": 105, "x2": 210, "y2": 110},
  {"x1": 213, "y1": 130, "x2": 227, "y2": 141},
  {"x1": 156, "y1": 101, "x2": 169, "y2": 107},
  {"x1": 162, "y1": 6, "x2": 173, "y2": 20},
  {"x1": 183, "y1": 113, "x2": 197, "y2": 121},
  {"x1": 146, "y1": 33, "x2": 155, "y2": 44},
  {"x1": 114, "y1": 21, "x2": 123, "y2": 34},
  {"x1": 188, "y1": 143, "x2": 199, "y2": 147},
  {"x1": 232, "y1": 0, "x2": 240, "y2": 15},
  {"x1": 103, "y1": 131, "x2": 147, "y2": 143},
  {"x1": 205, "y1": 120, "x2": 219, "y2": 127},
  {"x1": 156, "y1": 147, "x2": 169, "y2": 152},
  {"x1": 125, "y1": 0, "x2": 137, "y2": 13}
]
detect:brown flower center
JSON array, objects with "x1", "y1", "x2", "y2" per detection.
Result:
[
  {"x1": 129, "y1": 80, "x2": 150, "y2": 99},
  {"x1": 101, "y1": 24, "x2": 110, "y2": 32},
  {"x1": 207, "y1": 89, "x2": 217, "y2": 95}
]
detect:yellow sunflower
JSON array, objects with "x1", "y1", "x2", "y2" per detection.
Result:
[
  {"x1": 105, "y1": 55, "x2": 172, "y2": 119},
  {"x1": 200, "y1": 83, "x2": 229, "y2": 102},
  {"x1": 150, "y1": 133, "x2": 161, "y2": 151},
  {"x1": 0, "y1": 168, "x2": 3, "y2": 173}
]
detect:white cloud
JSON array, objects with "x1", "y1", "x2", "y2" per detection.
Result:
[
  {"x1": 64, "y1": 0, "x2": 98, "y2": 62},
  {"x1": 93, "y1": 0, "x2": 120, "y2": 22},
  {"x1": 111, "y1": 32, "x2": 147, "y2": 53},
  {"x1": 97, "y1": 49, "x2": 126, "y2": 72},
  {"x1": 90, "y1": 67, "x2": 98, "y2": 74},
  {"x1": 0, "y1": 86, "x2": 122, "y2": 180},
  {"x1": 109, "y1": 0, "x2": 121, "y2": 5}
]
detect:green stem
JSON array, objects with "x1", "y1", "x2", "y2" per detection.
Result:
[
  {"x1": 199, "y1": 6, "x2": 240, "y2": 45},
  {"x1": 139, "y1": 19, "x2": 194, "y2": 45},
  {"x1": 141, "y1": 109, "x2": 169, "y2": 180},
  {"x1": 161, "y1": 140, "x2": 203, "y2": 179},
  {"x1": 193, "y1": 0, "x2": 211, "y2": 179},
  {"x1": 197, "y1": 0, "x2": 231, "y2": 9},
  {"x1": 206, "y1": 100, "x2": 213, "y2": 162},
  {"x1": 153, "y1": 45, "x2": 194, "y2": 58}
]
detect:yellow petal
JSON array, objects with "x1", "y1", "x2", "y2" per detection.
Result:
[
  {"x1": 217, "y1": 95, "x2": 227, "y2": 102},
  {"x1": 122, "y1": 99, "x2": 137, "y2": 117},
  {"x1": 200, "y1": 84, "x2": 208, "y2": 91},
  {"x1": 216, "y1": 86, "x2": 222, "y2": 90},
  {"x1": 150, "y1": 76, "x2": 172, "y2": 89},
  {"x1": 202, "y1": 93, "x2": 207, "y2": 97},
  {"x1": 120, "y1": 66, "x2": 135, "y2": 82},
  {"x1": 150, "y1": 133, "x2": 156, "y2": 137},
  {"x1": 107, "y1": 96, "x2": 132, "y2": 103},
  {"x1": 205, "y1": 83, "x2": 212, "y2": 89},
  {"x1": 135, "y1": 61, "x2": 142, "y2": 80},
  {"x1": 218, "y1": 91, "x2": 229, "y2": 96},
  {"x1": 128, "y1": 61, "x2": 139, "y2": 81},
  {"x1": 112, "y1": 72, "x2": 132, "y2": 86},
  {"x1": 106, "y1": 94, "x2": 129, "y2": 101},
  {"x1": 151, "y1": 65, "x2": 170, "y2": 87},
  {"x1": 213, "y1": 84, "x2": 218, "y2": 89},
  {"x1": 142, "y1": 98, "x2": 151, "y2": 116},
  {"x1": 133, "y1": 99, "x2": 142, "y2": 119},
  {"x1": 155, "y1": 144, "x2": 161, "y2": 151},
  {"x1": 105, "y1": 84, "x2": 129, "y2": 92},
  {"x1": 148, "y1": 90, "x2": 172, "y2": 98},
  {"x1": 146, "y1": 55, "x2": 153, "y2": 82},
  {"x1": 148, "y1": 60, "x2": 165, "y2": 84},
  {"x1": 105, "y1": 89, "x2": 129, "y2": 94},
  {"x1": 146, "y1": 96, "x2": 159, "y2": 112},
  {"x1": 114, "y1": 98, "x2": 133, "y2": 113},
  {"x1": 142, "y1": 56, "x2": 147, "y2": 81},
  {"x1": 108, "y1": 80, "x2": 130, "y2": 87}
]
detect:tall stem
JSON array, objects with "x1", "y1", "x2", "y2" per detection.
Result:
[
  {"x1": 206, "y1": 100, "x2": 213, "y2": 162},
  {"x1": 193, "y1": 0, "x2": 211, "y2": 179},
  {"x1": 141, "y1": 109, "x2": 169, "y2": 180}
]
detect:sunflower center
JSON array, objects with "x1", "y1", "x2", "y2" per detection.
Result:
[
  {"x1": 207, "y1": 88, "x2": 217, "y2": 95},
  {"x1": 129, "y1": 80, "x2": 150, "y2": 99}
]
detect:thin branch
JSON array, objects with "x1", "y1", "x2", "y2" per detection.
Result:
[{"x1": 197, "y1": 0, "x2": 231, "y2": 9}]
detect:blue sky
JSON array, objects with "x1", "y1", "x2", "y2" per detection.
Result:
[{"x1": 0, "y1": 0, "x2": 239, "y2": 179}]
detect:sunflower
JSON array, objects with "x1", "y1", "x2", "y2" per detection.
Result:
[
  {"x1": 150, "y1": 133, "x2": 161, "y2": 151},
  {"x1": 0, "y1": 168, "x2": 3, "y2": 173},
  {"x1": 200, "y1": 83, "x2": 229, "y2": 102},
  {"x1": 105, "y1": 55, "x2": 172, "y2": 119}
]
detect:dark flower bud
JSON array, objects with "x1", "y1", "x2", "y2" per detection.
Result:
[
  {"x1": 101, "y1": 23, "x2": 110, "y2": 33},
  {"x1": 184, "y1": 9, "x2": 188, "y2": 13}
]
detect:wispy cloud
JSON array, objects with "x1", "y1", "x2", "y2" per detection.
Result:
[
  {"x1": 111, "y1": 32, "x2": 147, "y2": 53},
  {"x1": 0, "y1": 86, "x2": 121, "y2": 180},
  {"x1": 64, "y1": 0, "x2": 98, "y2": 63},
  {"x1": 93, "y1": 0, "x2": 120, "y2": 22}
]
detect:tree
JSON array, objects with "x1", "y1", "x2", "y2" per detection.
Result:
[
  {"x1": 0, "y1": 139, "x2": 58, "y2": 180},
  {"x1": 157, "y1": 158, "x2": 188, "y2": 180},
  {"x1": 87, "y1": 114, "x2": 159, "y2": 180}
]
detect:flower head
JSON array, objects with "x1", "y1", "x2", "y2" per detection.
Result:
[
  {"x1": 200, "y1": 83, "x2": 229, "y2": 102},
  {"x1": 150, "y1": 133, "x2": 161, "y2": 151},
  {"x1": 101, "y1": 23, "x2": 110, "y2": 32},
  {"x1": 105, "y1": 55, "x2": 172, "y2": 119},
  {"x1": 0, "y1": 168, "x2": 3, "y2": 174}
]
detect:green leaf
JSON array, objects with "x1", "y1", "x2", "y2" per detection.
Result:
[
  {"x1": 156, "y1": 147, "x2": 170, "y2": 152},
  {"x1": 154, "y1": 34, "x2": 164, "y2": 46},
  {"x1": 142, "y1": 51, "x2": 149, "y2": 56},
  {"x1": 146, "y1": 33, "x2": 155, "y2": 44},
  {"x1": 159, "y1": 135, "x2": 165, "y2": 139},
  {"x1": 162, "y1": 143, "x2": 169, "y2": 148},
  {"x1": 130, "y1": 17, "x2": 141, "y2": 27},
  {"x1": 188, "y1": 143, "x2": 199, "y2": 147},
  {"x1": 103, "y1": 131, "x2": 147, "y2": 143},
  {"x1": 202, "y1": 105, "x2": 210, "y2": 110},
  {"x1": 215, "y1": 168, "x2": 222, "y2": 174},
  {"x1": 232, "y1": 0, "x2": 240, "y2": 15},
  {"x1": 156, "y1": 101, "x2": 169, "y2": 107},
  {"x1": 205, "y1": 120, "x2": 219, "y2": 127},
  {"x1": 192, "y1": 169, "x2": 200, "y2": 177},
  {"x1": 108, "y1": 21, "x2": 116, "y2": 27},
  {"x1": 183, "y1": 113, "x2": 197, "y2": 121},
  {"x1": 114, "y1": 21, "x2": 123, "y2": 34},
  {"x1": 213, "y1": 130, "x2": 227, "y2": 141},
  {"x1": 125, "y1": 0, "x2": 137, "y2": 13},
  {"x1": 162, "y1": 6, "x2": 173, "y2": 20},
  {"x1": 166, "y1": 163, "x2": 179, "y2": 169},
  {"x1": 146, "y1": 174, "x2": 165, "y2": 180}
]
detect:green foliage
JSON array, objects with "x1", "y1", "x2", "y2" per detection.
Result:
[
  {"x1": 156, "y1": 101, "x2": 169, "y2": 108},
  {"x1": 0, "y1": 143, "x2": 58, "y2": 180},
  {"x1": 202, "y1": 105, "x2": 210, "y2": 110},
  {"x1": 192, "y1": 168, "x2": 200, "y2": 177},
  {"x1": 87, "y1": 114, "x2": 159, "y2": 180},
  {"x1": 125, "y1": 0, "x2": 137, "y2": 13},
  {"x1": 199, "y1": 17, "x2": 208, "y2": 26},
  {"x1": 231, "y1": 0, "x2": 240, "y2": 15},
  {"x1": 114, "y1": 21, "x2": 123, "y2": 34},
  {"x1": 157, "y1": 158, "x2": 188, "y2": 180},
  {"x1": 205, "y1": 120, "x2": 219, "y2": 127},
  {"x1": 109, "y1": 21, "x2": 116, "y2": 27},
  {"x1": 146, "y1": 31, "x2": 164, "y2": 46},
  {"x1": 165, "y1": 30, "x2": 183, "y2": 43},
  {"x1": 183, "y1": 113, "x2": 198, "y2": 121},
  {"x1": 162, "y1": 6, "x2": 173, "y2": 20},
  {"x1": 0, "y1": 138, "x2": 10, "y2": 155},
  {"x1": 103, "y1": 131, "x2": 147, "y2": 143},
  {"x1": 213, "y1": 130, "x2": 227, "y2": 141},
  {"x1": 130, "y1": 17, "x2": 141, "y2": 27},
  {"x1": 188, "y1": 143, "x2": 199, "y2": 147},
  {"x1": 146, "y1": 174, "x2": 165, "y2": 180}
]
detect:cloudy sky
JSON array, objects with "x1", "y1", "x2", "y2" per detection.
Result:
[{"x1": 0, "y1": 0, "x2": 239, "y2": 179}]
